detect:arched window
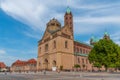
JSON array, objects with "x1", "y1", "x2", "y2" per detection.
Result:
[
  {"x1": 39, "y1": 47, "x2": 41, "y2": 53},
  {"x1": 66, "y1": 17, "x2": 68, "y2": 20},
  {"x1": 65, "y1": 41, "x2": 68, "y2": 48},
  {"x1": 80, "y1": 48, "x2": 82, "y2": 53},
  {"x1": 83, "y1": 49, "x2": 85, "y2": 54},
  {"x1": 45, "y1": 44, "x2": 48, "y2": 52},
  {"x1": 86, "y1": 59, "x2": 88, "y2": 64},
  {"x1": 39, "y1": 62, "x2": 41, "y2": 66},
  {"x1": 53, "y1": 41, "x2": 56, "y2": 48},
  {"x1": 82, "y1": 59, "x2": 84, "y2": 64},
  {"x1": 78, "y1": 58, "x2": 80, "y2": 63},
  {"x1": 77, "y1": 48, "x2": 79, "y2": 52},
  {"x1": 86, "y1": 50, "x2": 88, "y2": 54}
]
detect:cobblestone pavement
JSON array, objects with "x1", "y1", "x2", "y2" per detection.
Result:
[{"x1": 0, "y1": 71, "x2": 120, "y2": 80}]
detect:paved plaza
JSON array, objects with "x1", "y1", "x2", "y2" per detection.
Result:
[{"x1": 0, "y1": 71, "x2": 120, "y2": 80}]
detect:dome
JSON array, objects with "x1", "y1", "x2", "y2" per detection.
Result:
[
  {"x1": 66, "y1": 7, "x2": 71, "y2": 14},
  {"x1": 47, "y1": 18, "x2": 61, "y2": 26},
  {"x1": 47, "y1": 18, "x2": 61, "y2": 33},
  {"x1": 91, "y1": 36, "x2": 99, "y2": 42},
  {"x1": 104, "y1": 31, "x2": 109, "y2": 36}
]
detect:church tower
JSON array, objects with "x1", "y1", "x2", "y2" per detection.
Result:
[
  {"x1": 103, "y1": 32, "x2": 110, "y2": 40},
  {"x1": 64, "y1": 7, "x2": 73, "y2": 36}
]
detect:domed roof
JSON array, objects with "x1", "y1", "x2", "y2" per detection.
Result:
[
  {"x1": 47, "y1": 18, "x2": 61, "y2": 33},
  {"x1": 47, "y1": 18, "x2": 61, "y2": 26},
  {"x1": 104, "y1": 31, "x2": 109, "y2": 36},
  {"x1": 91, "y1": 36, "x2": 99, "y2": 42},
  {"x1": 66, "y1": 7, "x2": 71, "y2": 14}
]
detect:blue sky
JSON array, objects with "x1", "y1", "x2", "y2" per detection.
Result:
[{"x1": 0, "y1": 0, "x2": 120, "y2": 66}]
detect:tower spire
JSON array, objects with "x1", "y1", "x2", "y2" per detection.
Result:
[
  {"x1": 103, "y1": 30, "x2": 110, "y2": 40},
  {"x1": 66, "y1": 6, "x2": 71, "y2": 14},
  {"x1": 64, "y1": 7, "x2": 73, "y2": 36}
]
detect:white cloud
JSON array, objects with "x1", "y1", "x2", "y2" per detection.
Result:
[
  {"x1": 74, "y1": 16, "x2": 120, "y2": 24},
  {"x1": 0, "y1": 48, "x2": 37, "y2": 66},
  {"x1": 1, "y1": 0, "x2": 120, "y2": 40},
  {"x1": 23, "y1": 31, "x2": 40, "y2": 39},
  {"x1": 1, "y1": 0, "x2": 120, "y2": 35},
  {"x1": 0, "y1": 55, "x2": 31, "y2": 66},
  {"x1": 0, "y1": 0, "x2": 47, "y2": 31},
  {"x1": 111, "y1": 32, "x2": 120, "y2": 45},
  {"x1": 0, "y1": 49, "x2": 6, "y2": 54}
]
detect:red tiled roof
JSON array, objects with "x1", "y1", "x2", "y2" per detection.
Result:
[
  {"x1": 12, "y1": 59, "x2": 37, "y2": 66},
  {"x1": 0, "y1": 62, "x2": 6, "y2": 68},
  {"x1": 27, "y1": 59, "x2": 37, "y2": 64},
  {"x1": 12, "y1": 60, "x2": 27, "y2": 66}
]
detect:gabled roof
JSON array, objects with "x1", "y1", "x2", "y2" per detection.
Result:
[
  {"x1": 74, "y1": 40, "x2": 92, "y2": 47},
  {"x1": 12, "y1": 60, "x2": 26, "y2": 66},
  {"x1": 27, "y1": 59, "x2": 37, "y2": 64},
  {"x1": 0, "y1": 62, "x2": 6, "y2": 68},
  {"x1": 12, "y1": 59, "x2": 37, "y2": 66}
]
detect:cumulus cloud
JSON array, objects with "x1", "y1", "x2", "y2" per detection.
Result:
[
  {"x1": 1, "y1": 0, "x2": 120, "y2": 41},
  {"x1": 1, "y1": 0, "x2": 120, "y2": 32},
  {"x1": 0, "y1": 0, "x2": 47, "y2": 31}
]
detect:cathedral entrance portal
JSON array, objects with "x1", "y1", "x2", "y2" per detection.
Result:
[
  {"x1": 52, "y1": 60, "x2": 57, "y2": 71},
  {"x1": 52, "y1": 60, "x2": 56, "y2": 67},
  {"x1": 44, "y1": 59, "x2": 48, "y2": 70}
]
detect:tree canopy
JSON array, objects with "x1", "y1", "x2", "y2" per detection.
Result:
[
  {"x1": 74, "y1": 64, "x2": 80, "y2": 68},
  {"x1": 88, "y1": 38, "x2": 120, "y2": 71}
]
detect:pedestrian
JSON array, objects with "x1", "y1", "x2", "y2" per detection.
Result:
[
  {"x1": 44, "y1": 70, "x2": 46, "y2": 75},
  {"x1": 57, "y1": 69, "x2": 60, "y2": 73},
  {"x1": 5, "y1": 72, "x2": 7, "y2": 75}
]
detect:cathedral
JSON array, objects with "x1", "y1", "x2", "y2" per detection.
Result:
[{"x1": 37, "y1": 7, "x2": 93, "y2": 71}]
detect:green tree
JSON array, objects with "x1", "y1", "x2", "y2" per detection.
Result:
[
  {"x1": 88, "y1": 39, "x2": 120, "y2": 71},
  {"x1": 74, "y1": 64, "x2": 80, "y2": 71},
  {"x1": 74, "y1": 64, "x2": 80, "y2": 68},
  {"x1": 60, "y1": 65, "x2": 63, "y2": 70}
]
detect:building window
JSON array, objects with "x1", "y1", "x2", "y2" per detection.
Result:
[
  {"x1": 77, "y1": 48, "x2": 79, "y2": 52},
  {"x1": 53, "y1": 41, "x2": 56, "y2": 49},
  {"x1": 39, "y1": 47, "x2": 41, "y2": 53},
  {"x1": 66, "y1": 17, "x2": 68, "y2": 20},
  {"x1": 86, "y1": 50, "x2": 88, "y2": 54},
  {"x1": 45, "y1": 44, "x2": 48, "y2": 52},
  {"x1": 83, "y1": 49, "x2": 85, "y2": 54},
  {"x1": 80, "y1": 48, "x2": 82, "y2": 53},
  {"x1": 39, "y1": 62, "x2": 41, "y2": 66},
  {"x1": 86, "y1": 59, "x2": 88, "y2": 64},
  {"x1": 82, "y1": 59, "x2": 84, "y2": 64},
  {"x1": 51, "y1": 23, "x2": 55, "y2": 26},
  {"x1": 74, "y1": 46, "x2": 76, "y2": 52},
  {"x1": 78, "y1": 58, "x2": 80, "y2": 63},
  {"x1": 65, "y1": 41, "x2": 68, "y2": 48}
]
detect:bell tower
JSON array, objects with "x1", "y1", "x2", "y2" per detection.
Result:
[
  {"x1": 64, "y1": 7, "x2": 73, "y2": 36},
  {"x1": 103, "y1": 32, "x2": 110, "y2": 40}
]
